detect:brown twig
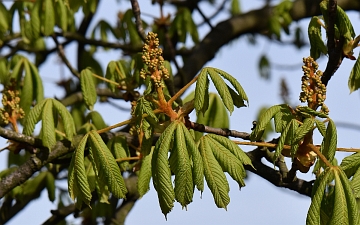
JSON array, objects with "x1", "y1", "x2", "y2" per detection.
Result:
[
  {"x1": 52, "y1": 35, "x2": 81, "y2": 79},
  {"x1": 130, "y1": 0, "x2": 147, "y2": 42},
  {"x1": 188, "y1": 121, "x2": 250, "y2": 140}
]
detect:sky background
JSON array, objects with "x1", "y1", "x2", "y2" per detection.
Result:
[{"x1": 1, "y1": 1, "x2": 360, "y2": 224}]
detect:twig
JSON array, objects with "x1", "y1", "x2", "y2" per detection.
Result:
[
  {"x1": 189, "y1": 121, "x2": 250, "y2": 140},
  {"x1": 42, "y1": 204, "x2": 76, "y2": 225},
  {"x1": 321, "y1": 0, "x2": 345, "y2": 86},
  {"x1": 52, "y1": 35, "x2": 80, "y2": 79},
  {"x1": 195, "y1": 4, "x2": 214, "y2": 29},
  {"x1": 197, "y1": 0, "x2": 227, "y2": 27},
  {"x1": 130, "y1": 0, "x2": 147, "y2": 42}
]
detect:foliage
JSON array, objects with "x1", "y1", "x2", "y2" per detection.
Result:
[{"x1": 1, "y1": 0, "x2": 360, "y2": 224}]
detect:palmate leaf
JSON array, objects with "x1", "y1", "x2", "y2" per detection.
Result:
[
  {"x1": 194, "y1": 67, "x2": 248, "y2": 116},
  {"x1": 138, "y1": 147, "x2": 153, "y2": 197},
  {"x1": 152, "y1": 121, "x2": 177, "y2": 217},
  {"x1": 68, "y1": 133, "x2": 92, "y2": 208},
  {"x1": 88, "y1": 131, "x2": 127, "y2": 199},
  {"x1": 173, "y1": 122, "x2": 193, "y2": 207},
  {"x1": 23, "y1": 98, "x2": 75, "y2": 148},
  {"x1": 80, "y1": 68, "x2": 97, "y2": 110},
  {"x1": 199, "y1": 136, "x2": 230, "y2": 209}
]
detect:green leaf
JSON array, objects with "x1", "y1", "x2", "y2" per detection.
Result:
[
  {"x1": 195, "y1": 93, "x2": 229, "y2": 141},
  {"x1": 0, "y1": 3, "x2": 9, "y2": 32},
  {"x1": 336, "y1": 5, "x2": 355, "y2": 40},
  {"x1": 23, "y1": 99, "x2": 47, "y2": 136},
  {"x1": 199, "y1": 136, "x2": 230, "y2": 209},
  {"x1": 292, "y1": 117, "x2": 315, "y2": 145},
  {"x1": 52, "y1": 99, "x2": 76, "y2": 141},
  {"x1": 328, "y1": 170, "x2": 348, "y2": 225},
  {"x1": 107, "y1": 136, "x2": 130, "y2": 171},
  {"x1": 351, "y1": 167, "x2": 360, "y2": 198},
  {"x1": 315, "y1": 119, "x2": 326, "y2": 137},
  {"x1": 250, "y1": 104, "x2": 286, "y2": 141},
  {"x1": 297, "y1": 106, "x2": 328, "y2": 118},
  {"x1": 206, "y1": 135, "x2": 246, "y2": 188},
  {"x1": 41, "y1": 99, "x2": 56, "y2": 148},
  {"x1": 55, "y1": 0, "x2": 68, "y2": 31},
  {"x1": 340, "y1": 153, "x2": 360, "y2": 177},
  {"x1": 194, "y1": 68, "x2": 210, "y2": 115},
  {"x1": 306, "y1": 168, "x2": 334, "y2": 225},
  {"x1": 207, "y1": 69, "x2": 234, "y2": 113},
  {"x1": 274, "y1": 106, "x2": 293, "y2": 133},
  {"x1": 348, "y1": 52, "x2": 360, "y2": 93},
  {"x1": 308, "y1": 16, "x2": 327, "y2": 60},
  {"x1": 80, "y1": 68, "x2": 97, "y2": 110},
  {"x1": 152, "y1": 121, "x2": 177, "y2": 217},
  {"x1": 230, "y1": 0, "x2": 241, "y2": 15},
  {"x1": 321, "y1": 119, "x2": 337, "y2": 163},
  {"x1": 138, "y1": 147, "x2": 153, "y2": 197},
  {"x1": 29, "y1": 61, "x2": 44, "y2": 103},
  {"x1": 20, "y1": 61, "x2": 34, "y2": 117},
  {"x1": 30, "y1": 1, "x2": 41, "y2": 40},
  {"x1": 180, "y1": 123, "x2": 204, "y2": 192},
  {"x1": 86, "y1": 111, "x2": 107, "y2": 130},
  {"x1": 173, "y1": 122, "x2": 193, "y2": 207},
  {"x1": 274, "y1": 120, "x2": 292, "y2": 161},
  {"x1": 88, "y1": 131, "x2": 128, "y2": 199},
  {"x1": 68, "y1": 133, "x2": 92, "y2": 208},
  {"x1": 338, "y1": 169, "x2": 360, "y2": 225},
  {"x1": 45, "y1": 172, "x2": 56, "y2": 202},
  {"x1": 258, "y1": 55, "x2": 271, "y2": 80},
  {"x1": 43, "y1": 0, "x2": 55, "y2": 36}
]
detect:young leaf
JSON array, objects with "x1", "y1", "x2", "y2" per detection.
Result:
[
  {"x1": 308, "y1": 16, "x2": 327, "y2": 60},
  {"x1": 43, "y1": 0, "x2": 55, "y2": 36},
  {"x1": 194, "y1": 68, "x2": 210, "y2": 115},
  {"x1": 152, "y1": 121, "x2": 177, "y2": 216},
  {"x1": 206, "y1": 136, "x2": 246, "y2": 188},
  {"x1": 45, "y1": 172, "x2": 56, "y2": 202},
  {"x1": 52, "y1": 99, "x2": 76, "y2": 141},
  {"x1": 88, "y1": 131, "x2": 128, "y2": 199},
  {"x1": 292, "y1": 117, "x2": 315, "y2": 145},
  {"x1": 180, "y1": 123, "x2": 204, "y2": 192},
  {"x1": 199, "y1": 137, "x2": 230, "y2": 209},
  {"x1": 348, "y1": 52, "x2": 360, "y2": 93},
  {"x1": 306, "y1": 168, "x2": 334, "y2": 225},
  {"x1": 68, "y1": 133, "x2": 92, "y2": 207},
  {"x1": 321, "y1": 119, "x2": 337, "y2": 163},
  {"x1": 274, "y1": 106, "x2": 293, "y2": 133},
  {"x1": 20, "y1": 61, "x2": 34, "y2": 116},
  {"x1": 250, "y1": 104, "x2": 286, "y2": 141},
  {"x1": 274, "y1": 120, "x2": 292, "y2": 161},
  {"x1": 86, "y1": 111, "x2": 107, "y2": 130},
  {"x1": 107, "y1": 136, "x2": 130, "y2": 171},
  {"x1": 80, "y1": 68, "x2": 97, "y2": 110},
  {"x1": 297, "y1": 106, "x2": 328, "y2": 118},
  {"x1": 258, "y1": 55, "x2": 271, "y2": 80},
  {"x1": 230, "y1": 0, "x2": 241, "y2": 16},
  {"x1": 0, "y1": 3, "x2": 9, "y2": 32},
  {"x1": 41, "y1": 99, "x2": 56, "y2": 148},
  {"x1": 23, "y1": 99, "x2": 47, "y2": 136},
  {"x1": 195, "y1": 93, "x2": 229, "y2": 141},
  {"x1": 315, "y1": 119, "x2": 326, "y2": 137},
  {"x1": 328, "y1": 170, "x2": 348, "y2": 225},
  {"x1": 55, "y1": 0, "x2": 68, "y2": 31},
  {"x1": 138, "y1": 147, "x2": 153, "y2": 197},
  {"x1": 340, "y1": 153, "x2": 360, "y2": 177},
  {"x1": 173, "y1": 122, "x2": 193, "y2": 207}
]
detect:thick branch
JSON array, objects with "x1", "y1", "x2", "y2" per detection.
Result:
[{"x1": 174, "y1": 0, "x2": 360, "y2": 87}]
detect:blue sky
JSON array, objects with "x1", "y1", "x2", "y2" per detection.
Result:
[{"x1": 2, "y1": 1, "x2": 360, "y2": 224}]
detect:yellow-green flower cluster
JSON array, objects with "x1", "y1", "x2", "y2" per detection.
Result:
[
  {"x1": 0, "y1": 87, "x2": 24, "y2": 124},
  {"x1": 299, "y1": 57, "x2": 328, "y2": 114},
  {"x1": 140, "y1": 32, "x2": 169, "y2": 87}
]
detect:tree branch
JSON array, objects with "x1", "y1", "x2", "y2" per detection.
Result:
[
  {"x1": 174, "y1": 0, "x2": 360, "y2": 87},
  {"x1": 130, "y1": 0, "x2": 147, "y2": 42}
]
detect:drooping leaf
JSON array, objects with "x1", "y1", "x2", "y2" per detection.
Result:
[
  {"x1": 320, "y1": 119, "x2": 337, "y2": 164},
  {"x1": 23, "y1": 99, "x2": 47, "y2": 136},
  {"x1": 194, "y1": 68, "x2": 210, "y2": 115},
  {"x1": 308, "y1": 16, "x2": 327, "y2": 60},
  {"x1": 41, "y1": 99, "x2": 56, "y2": 148},
  {"x1": 297, "y1": 106, "x2": 328, "y2": 118},
  {"x1": 45, "y1": 172, "x2": 56, "y2": 202},
  {"x1": 107, "y1": 136, "x2": 130, "y2": 171},
  {"x1": 80, "y1": 68, "x2": 97, "y2": 110},
  {"x1": 0, "y1": 3, "x2": 9, "y2": 32},
  {"x1": 230, "y1": 0, "x2": 241, "y2": 15},
  {"x1": 292, "y1": 117, "x2": 315, "y2": 145},
  {"x1": 273, "y1": 106, "x2": 293, "y2": 133},
  {"x1": 86, "y1": 111, "x2": 107, "y2": 130},
  {"x1": 206, "y1": 136, "x2": 246, "y2": 188},
  {"x1": 340, "y1": 153, "x2": 360, "y2": 177},
  {"x1": 173, "y1": 122, "x2": 193, "y2": 207},
  {"x1": 43, "y1": 0, "x2": 55, "y2": 36},
  {"x1": 68, "y1": 133, "x2": 92, "y2": 208},
  {"x1": 88, "y1": 131, "x2": 128, "y2": 199},
  {"x1": 315, "y1": 119, "x2": 327, "y2": 137},
  {"x1": 55, "y1": 0, "x2": 68, "y2": 31},
  {"x1": 199, "y1": 136, "x2": 230, "y2": 209},
  {"x1": 138, "y1": 147, "x2": 154, "y2": 197},
  {"x1": 306, "y1": 168, "x2": 334, "y2": 225},
  {"x1": 152, "y1": 121, "x2": 177, "y2": 217},
  {"x1": 258, "y1": 55, "x2": 271, "y2": 80},
  {"x1": 348, "y1": 52, "x2": 360, "y2": 93},
  {"x1": 52, "y1": 99, "x2": 76, "y2": 141}
]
